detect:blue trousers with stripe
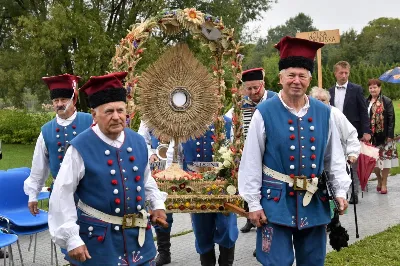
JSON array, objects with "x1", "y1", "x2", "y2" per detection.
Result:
[
  {"x1": 256, "y1": 223, "x2": 327, "y2": 266},
  {"x1": 191, "y1": 213, "x2": 238, "y2": 254}
]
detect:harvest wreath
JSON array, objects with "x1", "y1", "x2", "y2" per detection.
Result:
[{"x1": 112, "y1": 8, "x2": 246, "y2": 213}]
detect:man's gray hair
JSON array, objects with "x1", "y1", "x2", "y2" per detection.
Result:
[{"x1": 309, "y1": 86, "x2": 330, "y2": 101}]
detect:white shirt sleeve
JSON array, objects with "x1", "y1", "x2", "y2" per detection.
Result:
[
  {"x1": 48, "y1": 146, "x2": 85, "y2": 252},
  {"x1": 144, "y1": 163, "x2": 167, "y2": 210},
  {"x1": 24, "y1": 132, "x2": 50, "y2": 202},
  {"x1": 238, "y1": 110, "x2": 265, "y2": 212},
  {"x1": 324, "y1": 114, "x2": 352, "y2": 199},
  {"x1": 166, "y1": 140, "x2": 175, "y2": 168},
  {"x1": 138, "y1": 121, "x2": 156, "y2": 159},
  {"x1": 331, "y1": 107, "x2": 360, "y2": 159}
]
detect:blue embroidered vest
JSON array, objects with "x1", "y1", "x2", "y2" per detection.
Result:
[
  {"x1": 182, "y1": 116, "x2": 232, "y2": 171},
  {"x1": 42, "y1": 112, "x2": 92, "y2": 178},
  {"x1": 257, "y1": 96, "x2": 331, "y2": 229},
  {"x1": 70, "y1": 128, "x2": 156, "y2": 265}
]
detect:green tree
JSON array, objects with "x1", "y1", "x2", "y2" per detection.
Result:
[{"x1": 0, "y1": 0, "x2": 276, "y2": 108}]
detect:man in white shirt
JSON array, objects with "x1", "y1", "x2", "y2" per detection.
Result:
[
  {"x1": 238, "y1": 36, "x2": 350, "y2": 266},
  {"x1": 49, "y1": 72, "x2": 167, "y2": 265},
  {"x1": 24, "y1": 74, "x2": 92, "y2": 216},
  {"x1": 309, "y1": 86, "x2": 360, "y2": 162},
  {"x1": 138, "y1": 121, "x2": 173, "y2": 266}
]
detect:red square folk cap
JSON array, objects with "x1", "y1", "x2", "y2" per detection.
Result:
[
  {"x1": 80, "y1": 72, "x2": 128, "y2": 108},
  {"x1": 42, "y1": 74, "x2": 80, "y2": 100},
  {"x1": 274, "y1": 36, "x2": 324, "y2": 73}
]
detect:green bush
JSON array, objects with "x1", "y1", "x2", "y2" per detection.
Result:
[{"x1": 0, "y1": 109, "x2": 55, "y2": 144}]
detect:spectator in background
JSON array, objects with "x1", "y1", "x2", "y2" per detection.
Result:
[
  {"x1": 310, "y1": 87, "x2": 360, "y2": 164},
  {"x1": 366, "y1": 79, "x2": 397, "y2": 194},
  {"x1": 329, "y1": 61, "x2": 371, "y2": 204}
]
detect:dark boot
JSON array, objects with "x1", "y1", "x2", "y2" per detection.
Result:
[
  {"x1": 218, "y1": 245, "x2": 235, "y2": 266},
  {"x1": 253, "y1": 249, "x2": 256, "y2": 257},
  {"x1": 155, "y1": 231, "x2": 171, "y2": 266},
  {"x1": 200, "y1": 249, "x2": 216, "y2": 266},
  {"x1": 0, "y1": 249, "x2": 8, "y2": 259},
  {"x1": 349, "y1": 194, "x2": 358, "y2": 204},
  {"x1": 240, "y1": 219, "x2": 255, "y2": 233}
]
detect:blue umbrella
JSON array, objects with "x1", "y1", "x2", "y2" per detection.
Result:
[{"x1": 379, "y1": 67, "x2": 400, "y2": 83}]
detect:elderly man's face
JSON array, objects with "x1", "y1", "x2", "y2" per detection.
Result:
[
  {"x1": 92, "y1": 101, "x2": 126, "y2": 139},
  {"x1": 314, "y1": 94, "x2": 330, "y2": 105},
  {"x1": 244, "y1": 80, "x2": 265, "y2": 103},
  {"x1": 52, "y1": 97, "x2": 75, "y2": 119},
  {"x1": 279, "y1": 68, "x2": 311, "y2": 98}
]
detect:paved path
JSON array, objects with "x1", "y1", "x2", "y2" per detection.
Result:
[{"x1": 4, "y1": 176, "x2": 400, "y2": 265}]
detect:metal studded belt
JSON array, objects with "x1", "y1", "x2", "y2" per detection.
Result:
[
  {"x1": 77, "y1": 200, "x2": 148, "y2": 247},
  {"x1": 262, "y1": 165, "x2": 319, "y2": 207}
]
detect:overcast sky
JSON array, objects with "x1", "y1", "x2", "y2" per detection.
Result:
[{"x1": 247, "y1": 0, "x2": 400, "y2": 38}]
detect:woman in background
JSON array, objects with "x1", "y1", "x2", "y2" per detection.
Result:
[{"x1": 366, "y1": 79, "x2": 397, "y2": 194}]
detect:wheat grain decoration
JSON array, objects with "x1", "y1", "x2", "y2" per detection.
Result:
[{"x1": 138, "y1": 43, "x2": 219, "y2": 143}]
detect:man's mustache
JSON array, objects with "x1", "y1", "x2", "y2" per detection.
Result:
[{"x1": 56, "y1": 106, "x2": 66, "y2": 111}]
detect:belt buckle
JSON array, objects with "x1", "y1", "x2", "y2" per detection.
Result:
[
  {"x1": 293, "y1": 175, "x2": 307, "y2": 191},
  {"x1": 122, "y1": 214, "x2": 136, "y2": 229}
]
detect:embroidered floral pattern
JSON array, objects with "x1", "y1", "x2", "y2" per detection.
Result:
[
  {"x1": 118, "y1": 255, "x2": 129, "y2": 265},
  {"x1": 300, "y1": 217, "x2": 309, "y2": 228},
  {"x1": 262, "y1": 225, "x2": 274, "y2": 253},
  {"x1": 370, "y1": 96, "x2": 384, "y2": 134},
  {"x1": 132, "y1": 251, "x2": 143, "y2": 263},
  {"x1": 378, "y1": 141, "x2": 398, "y2": 161}
]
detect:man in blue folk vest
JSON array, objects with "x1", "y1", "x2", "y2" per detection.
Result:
[
  {"x1": 138, "y1": 121, "x2": 173, "y2": 266},
  {"x1": 238, "y1": 36, "x2": 351, "y2": 266},
  {"x1": 237, "y1": 68, "x2": 277, "y2": 234},
  {"x1": 49, "y1": 72, "x2": 167, "y2": 266},
  {"x1": 24, "y1": 74, "x2": 92, "y2": 215},
  {"x1": 166, "y1": 116, "x2": 237, "y2": 266}
]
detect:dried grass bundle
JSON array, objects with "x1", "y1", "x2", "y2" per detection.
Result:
[{"x1": 138, "y1": 43, "x2": 219, "y2": 143}]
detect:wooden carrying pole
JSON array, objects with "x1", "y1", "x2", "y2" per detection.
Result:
[{"x1": 296, "y1": 29, "x2": 341, "y2": 88}]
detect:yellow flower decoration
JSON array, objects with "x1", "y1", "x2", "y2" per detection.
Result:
[{"x1": 184, "y1": 8, "x2": 204, "y2": 24}]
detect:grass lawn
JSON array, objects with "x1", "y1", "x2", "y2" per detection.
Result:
[
  {"x1": 325, "y1": 224, "x2": 400, "y2": 265},
  {"x1": 0, "y1": 143, "x2": 35, "y2": 170}
]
